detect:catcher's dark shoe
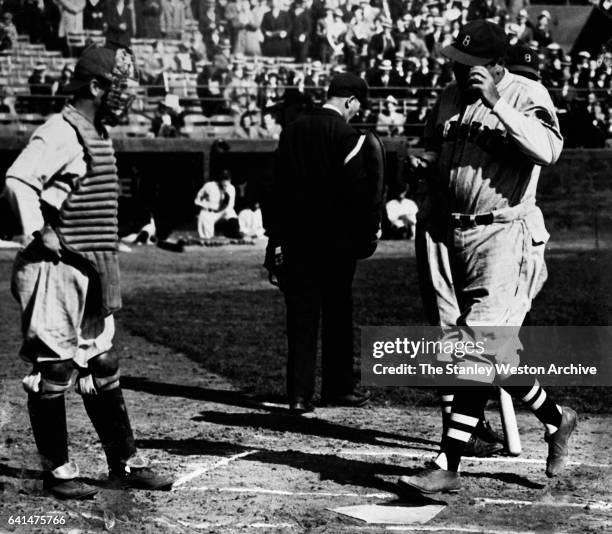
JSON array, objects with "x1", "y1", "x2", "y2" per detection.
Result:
[
  {"x1": 463, "y1": 434, "x2": 504, "y2": 457},
  {"x1": 289, "y1": 399, "x2": 315, "y2": 415},
  {"x1": 545, "y1": 407, "x2": 577, "y2": 478},
  {"x1": 109, "y1": 466, "x2": 173, "y2": 490},
  {"x1": 474, "y1": 419, "x2": 504, "y2": 444},
  {"x1": 43, "y1": 473, "x2": 98, "y2": 500},
  {"x1": 397, "y1": 468, "x2": 461, "y2": 495},
  {"x1": 320, "y1": 390, "x2": 371, "y2": 407}
]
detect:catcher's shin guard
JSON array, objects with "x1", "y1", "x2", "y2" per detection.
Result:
[
  {"x1": 24, "y1": 361, "x2": 74, "y2": 472},
  {"x1": 80, "y1": 353, "x2": 137, "y2": 471},
  {"x1": 27, "y1": 394, "x2": 70, "y2": 472}
]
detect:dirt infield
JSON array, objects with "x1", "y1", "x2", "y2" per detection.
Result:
[{"x1": 0, "y1": 241, "x2": 611, "y2": 534}]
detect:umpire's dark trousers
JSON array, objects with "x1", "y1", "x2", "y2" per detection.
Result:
[{"x1": 281, "y1": 245, "x2": 357, "y2": 402}]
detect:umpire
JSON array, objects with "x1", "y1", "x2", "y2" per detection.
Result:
[{"x1": 263, "y1": 73, "x2": 385, "y2": 415}]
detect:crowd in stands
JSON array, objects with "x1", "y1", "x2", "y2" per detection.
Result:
[{"x1": 0, "y1": 0, "x2": 611, "y2": 145}]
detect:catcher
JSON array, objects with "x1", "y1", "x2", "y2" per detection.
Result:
[{"x1": 4, "y1": 46, "x2": 173, "y2": 499}]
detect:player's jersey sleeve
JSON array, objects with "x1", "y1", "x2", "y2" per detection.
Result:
[
  {"x1": 6, "y1": 114, "x2": 85, "y2": 195},
  {"x1": 492, "y1": 83, "x2": 563, "y2": 166}
]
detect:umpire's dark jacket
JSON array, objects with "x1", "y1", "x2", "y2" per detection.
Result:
[{"x1": 264, "y1": 107, "x2": 385, "y2": 257}]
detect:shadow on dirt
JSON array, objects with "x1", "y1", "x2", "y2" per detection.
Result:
[
  {"x1": 193, "y1": 410, "x2": 438, "y2": 451},
  {"x1": 137, "y1": 437, "x2": 416, "y2": 494}
]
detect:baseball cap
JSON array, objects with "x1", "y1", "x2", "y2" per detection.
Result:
[
  {"x1": 441, "y1": 19, "x2": 508, "y2": 66},
  {"x1": 505, "y1": 44, "x2": 540, "y2": 80},
  {"x1": 63, "y1": 46, "x2": 119, "y2": 93},
  {"x1": 327, "y1": 72, "x2": 368, "y2": 107}
]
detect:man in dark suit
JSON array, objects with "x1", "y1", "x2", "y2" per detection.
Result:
[{"x1": 263, "y1": 73, "x2": 385, "y2": 415}]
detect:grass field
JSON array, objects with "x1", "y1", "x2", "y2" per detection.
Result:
[{"x1": 0, "y1": 239, "x2": 611, "y2": 533}]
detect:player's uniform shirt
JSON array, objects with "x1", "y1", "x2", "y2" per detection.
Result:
[{"x1": 423, "y1": 71, "x2": 563, "y2": 216}]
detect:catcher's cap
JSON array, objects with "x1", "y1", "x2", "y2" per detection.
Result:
[
  {"x1": 442, "y1": 19, "x2": 507, "y2": 66},
  {"x1": 506, "y1": 44, "x2": 540, "y2": 80},
  {"x1": 327, "y1": 72, "x2": 368, "y2": 107},
  {"x1": 63, "y1": 46, "x2": 118, "y2": 93}
]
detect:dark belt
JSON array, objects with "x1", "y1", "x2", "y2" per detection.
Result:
[{"x1": 450, "y1": 213, "x2": 495, "y2": 228}]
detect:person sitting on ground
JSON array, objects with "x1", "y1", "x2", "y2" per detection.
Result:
[
  {"x1": 385, "y1": 186, "x2": 418, "y2": 239},
  {"x1": 195, "y1": 170, "x2": 240, "y2": 239},
  {"x1": 238, "y1": 201, "x2": 265, "y2": 238}
]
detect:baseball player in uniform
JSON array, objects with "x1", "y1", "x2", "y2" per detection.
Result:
[
  {"x1": 399, "y1": 21, "x2": 577, "y2": 493},
  {"x1": 4, "y1": 46, "x2": 173, "y2": 499}
]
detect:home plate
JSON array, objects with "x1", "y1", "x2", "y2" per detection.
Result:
[{"x1": 330, "y1": 503, "x2": 446, "y2": 524}]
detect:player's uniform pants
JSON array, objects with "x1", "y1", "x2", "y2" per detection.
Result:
[
  {"x1": 416, "y1": 202, "x2": 549, "y2": 383},
  {"x1": 11, "y1": 242, "x2": 114, "y2": 368}
]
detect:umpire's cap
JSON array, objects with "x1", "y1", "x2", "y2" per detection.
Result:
[
  {"x1": 506, "y1": 44, "x2": 540, "y2": 80},
  {"x1": 327, "y1": 73, "x2": 369, "y2": 107},
  {"x1": 441, "y1": 20, "x2": 507, "y2": 66},
  {"x1": 63, "y1": 46, "x2": 119, "y2": 93}
]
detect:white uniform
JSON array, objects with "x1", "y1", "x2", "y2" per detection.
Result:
[
  {"x1": 195, "y1": 181, "x2": 237, "y2": 239},
  {"x1": 417, "y1": 70, "x2": 563, "y2": 379}
]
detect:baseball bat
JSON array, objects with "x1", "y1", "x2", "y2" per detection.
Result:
[{"x1": 499, "y1": 388, "x2": 522, "y2": 456}]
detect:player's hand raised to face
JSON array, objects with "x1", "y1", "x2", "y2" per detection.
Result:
[{"x1": 468, "y1": 66, "x2": 500, "y2": 109}]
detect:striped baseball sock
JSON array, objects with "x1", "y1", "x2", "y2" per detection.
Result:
[
  {"x1": 441, "y1": 385, "x2": 489, "y2": 471},
  {"x1": 504, "y1": 380, "x2": 562, "y2": 435}
]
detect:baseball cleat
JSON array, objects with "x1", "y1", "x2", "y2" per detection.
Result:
[
  {"x1": 397, "y1": 468, "x2": 461, "y2": 495},
  {"x1": 545, "y1": 407, "x2": 577, "y2": 478},
  {"x1": 320, "y1": 390, "x2": 371, "y2": 407},
  {"x1": 43, "y1": 474, "x2": 98, "y2": 500},
  {"x1": 463, "y1": 435, "x2": 504, "y2": 457},
  {"x1": 289, "y1": 400, "x2": 315, "y2": 415},
  {"x1": 474, "y1": 419, "x2": 504, "y2": 445},
  {"x1": 109, "y1": 466, "x2": 174, "y2": 490}
]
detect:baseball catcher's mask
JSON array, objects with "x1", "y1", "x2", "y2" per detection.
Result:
[{"x1": 64, "y1": 46, "x2": 138, "y2": 126}]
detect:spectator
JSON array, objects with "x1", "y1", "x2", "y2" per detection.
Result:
[
  {"x1": 291, "y1": 0, "x2": 311, "y2": 63},
  {"x1": 424, "y1": 17, "x2": 445, "y2": 58},
  {"x1": 466, "y1": 0, "x2": 500, "y2": 22},
  {"x1": 28, "y1": 63, "x2": 55, "y2": 114},
  {"x1": 161, "y1": 0, "x2": 185, "y2": 39},
  {"x1": 259, "y1": 110, "x2": 281, "y2": 138},
  {"x1": 261, "y1": 0, "x2": 292, "y2": 57},
  {"x1": 368, "y1": 17, "x2": 395, "y2": 60},
  {"x1": 376, "y1": 94, "x2": 405, "y2": 135},
  {"x1": 369, "y1": 59, "x2": 394, "y2": 98},
  {"x1": 22, "y1": 0, "x2": 46, "y2": 43},
  {"x1": 56, "y1": 0, "x2": 86, "y2": 53},
  {"x1": 105, "y1": 0, "x2": 133, "y2": 47},
  {"x1": 514, "y1": 9, "x2": 533, "y2": 44},
  {"x1": 316, "y1": 7, "x2": 343, "y2": 62},
  {"x1": 83, "y1": 0, "x2": 106, "y2": 31},
  {"x1": 238, "y1": 201, "x2": 265, "y2": 238},
  {"x1": 139, "y1": 0, "x2": 162, "y2": 38},
  {"x1": 54, "y1": 63, "x2": 75, "y2": 95},
  {"x1": 195, "y1": 170, "x2": 239, "y2": 239},
  {"x1": 234, "y1": 110, "x2": 264, "y2": 138},
  {"x1": 384, "y1": 187, "x2": 418, "y2": 239},
  {"x1": 151, "y1": 94, "x2": 186, "y2": 137},
  {"x1": 397, "y1": 28, "x2": 428, "y2": 59},
  {"x1": 532, "y1": 11, "x2": 553, "y2": 48},
  {"x1": 344, "y1": 5, "x2": 371, "y2": 68},
  {"x1": 0, "y1": 12, "x2": 18, "y2": 50},
  {"x1": 233, "y1": 0, "x2": 262, "y2": 56}
]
